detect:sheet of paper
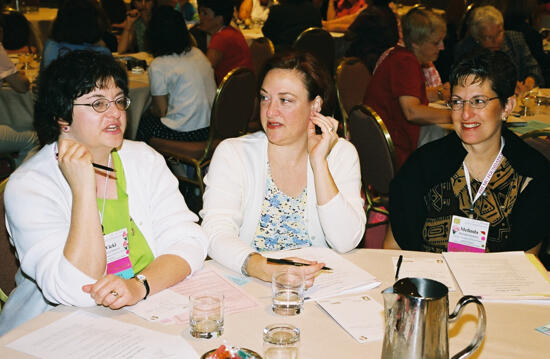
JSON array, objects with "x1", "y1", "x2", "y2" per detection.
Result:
[
  {"x1": 443, "y1": 251, "x2": 550, "y2": 300},
  {"x1": 266, "y1": 247, "x2": 380, "y2": 300},
  {"x1": 127, "y1": 269, "x2": 260, "y2": 324},
  {"x1": 392, "y1": 256, "x2": 456, "y2": 291},
  {"x1": 316, "y1": 293, "x2": 384, "y2": 343},
  {"x1": 6, "y1": 310, "x2": 199, "y2": 359}
]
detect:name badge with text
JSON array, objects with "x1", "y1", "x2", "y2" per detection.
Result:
[
  {"x1": 448, "y1": 215, "x2": 489, "y2": 253},
  {"x1": 104, "y1": 227, "x2": 134, "y2": 279}
]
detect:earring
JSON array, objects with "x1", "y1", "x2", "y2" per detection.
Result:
[{"x1": 62, "y1": 126, "x2": 69, "y2": 132}]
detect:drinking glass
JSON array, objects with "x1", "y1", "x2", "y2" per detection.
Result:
[
  {"x1": 521, "y1": 90, "x2": 538, "y2": 116},
  {"x1": 189, "y1": 294, "x2": 224, "y2": 339},
  {"x1": 272, "y1": 269, "x2": 305, "y2": 316},
  {"x1": 263, "y1": 324, "x2": 300, "y2": 359}
]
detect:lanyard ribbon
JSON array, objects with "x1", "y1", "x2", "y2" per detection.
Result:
[{"x1": 463, "y1": 137, "x2": 505, "y2": 217}]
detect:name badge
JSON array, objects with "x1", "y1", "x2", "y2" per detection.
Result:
[
  {"x1": 104, "y1": 227, "x2": 135, "y2": 279},
  {"x1": 447, "y1": 215, "x2": 489, "y2": 253}
]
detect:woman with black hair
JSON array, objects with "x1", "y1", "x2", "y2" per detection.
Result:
[
  {"x1": 41, "y1": 0, "x2": 112, "y2": 68},
  {"x1": 136, "y1": 6, "x2": 216, "y2": 143},
  {"x1": 0, "y1": 50, "x2": 207, "y2": 335}
]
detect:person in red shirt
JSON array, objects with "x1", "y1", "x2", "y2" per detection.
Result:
[
  {"x1": 364, "y1": 7, "x2": 450, "y2": 167},
  {"x1": 198, "y1": 0, "x2": 254, "y2": 84}
]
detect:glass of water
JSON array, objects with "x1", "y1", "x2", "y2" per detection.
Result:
[
  {"x1": 263, "y1": 323, "x2": 300, "y2": 359},
  {"x1": 189, "y1": 294, "x2": 224, "y2": 339},
  {"x1": 272, "y1": 269, "x2": 305, "y2": 316}
]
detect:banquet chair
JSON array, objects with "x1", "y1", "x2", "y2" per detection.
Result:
[
  {"x1": 149, "y1": 67, "x2": 256, "y2": 197},
  {"x1": 348, "y1": 105, "x2": 397, "y2": 237},
  {"x1": 293, "y1": 27, "x2": 335, "y2": 76},
  {"x1": 0, "y1": 178, "x2": 19, "y2": 309},
  {"x1": 249, "y1": 37, "x2": 275, "y2": 76},
  {"x1": 335, "y1": 57, "x2": 371, "y2": 139},
  {"x1": 521, "y1": 130, "x2": 550, "y2": 161}
]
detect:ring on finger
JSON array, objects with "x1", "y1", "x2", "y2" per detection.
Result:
[{"x1": 110, "y1": 290, "x2": 119, "y2": 297}]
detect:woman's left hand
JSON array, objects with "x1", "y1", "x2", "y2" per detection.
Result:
[
  {"x1": 82, "y1": 274, "x2": 145, "y2": 309},
  {"x1": 307, "y1": 112, "x2": 339, "y2": 169}
]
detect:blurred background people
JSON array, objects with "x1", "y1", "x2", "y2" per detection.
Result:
[
  {"x1": 117, "y1": 0, "x2": 154, "y2": 54},
  {"x1": 363, "y1": 7, "x2": 451, "y2": 168},
  {"x1": 454, "y1": 5, "x2": 544, "y2": 94},
  {"x1": 262, "y1": 0, "x2": 322, "y2": 50},
  {"x1": 42, "y1": 0, "x2": 112, "y2": 69},
  {"x1": 198, "y1": 0, "x2": 253, "y2": 84},
  {"x1": 0, "y1": 13, "x2": 38, "y2": 168},
  {"x1": 344, "y1": 0, "x2": 399, "y2": 72},
  {"x1": 136, "y1": 6, "x2": 216, "y2": 143}
]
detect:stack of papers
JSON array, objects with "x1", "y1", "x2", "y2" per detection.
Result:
[
  {"x1": 265, "y1": 247, "x2": 381, "y2": 300},
  {"x1": 6, "y1": 310, "x2": 199, "y2": 358},
  {"x1": 442, "y1": 251, "x2": 550, "y2": 300},
  {"x1": 127, "y1": 269, "x2": 260, "y2": 324}
]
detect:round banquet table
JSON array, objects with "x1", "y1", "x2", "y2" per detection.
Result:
[{"x1": 0, "y1": 249, "x2": 548, "y2": 358}]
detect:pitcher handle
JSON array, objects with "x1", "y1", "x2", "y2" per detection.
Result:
[{"x1": 449, "y1": 295, "x2": 486, "y2": 359}]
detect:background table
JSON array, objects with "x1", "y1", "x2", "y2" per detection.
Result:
[{"x1": 1, "y1": 249, "x2": 548, "y2": 358}]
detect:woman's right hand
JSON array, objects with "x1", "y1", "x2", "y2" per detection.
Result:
[
  {"x1": 57, "y1": 139, "x2": 96, "y2": 194},
  {"x1": 247, "y1": 253, "x2": 325, "y2": 288}
]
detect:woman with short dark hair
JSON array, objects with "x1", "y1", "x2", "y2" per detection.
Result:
[
  {"x1": 0, "y1": 50, "x2": 207, "y2": 335},
  {"x1": 135, "y1": 6, "x2": 216, "y2": 143},
  {"x1": 201, "y1": 50, "x2": 365, "y2": 285},
  {"x1": 385, "y1": 50, "x2": 550, "y2": 254},
  {"x1": 41, "y1": 0, "x2": 111, "y2": 68}
]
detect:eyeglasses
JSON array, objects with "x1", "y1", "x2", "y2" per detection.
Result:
[
  {"x1": 447, "y1": 96, "x2": 499, "y2": 111},
  {"x1": 73, "y1": 97, "x2": 131, "y2": 113}
]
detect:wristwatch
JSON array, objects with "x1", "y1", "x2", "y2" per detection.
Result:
[{"x1": 135, "y1": 274, "x2": 150, "y2": 300}]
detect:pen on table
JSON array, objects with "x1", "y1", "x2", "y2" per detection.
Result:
[
  {"x1": 55, "y1": 152, "x2": 115, "y2": 172},
  {"x1": 395, "y1": 255, "x2": 403, "y2": 280},
  {"x1": 266, "y1": 258, "x2": 332, "y2": 271}
]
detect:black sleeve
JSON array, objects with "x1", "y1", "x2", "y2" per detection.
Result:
[{"x1": 389, "y1": 154, "x2": 429, "y2": 251}]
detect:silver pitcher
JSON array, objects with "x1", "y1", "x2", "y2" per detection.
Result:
[{"x1": 381, "y1": 277, "x2": 486, "y2": 359}]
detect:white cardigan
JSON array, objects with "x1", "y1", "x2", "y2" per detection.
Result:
[
  {"x1": 200, "y1": 132, "x2": 366, "y2": 273},
  {"x1": 0, "y1": 140, "x2": 208, "y2": 335}
]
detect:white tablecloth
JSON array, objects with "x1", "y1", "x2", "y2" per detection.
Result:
[{"x1": 0, "y1": 249, "x2": 548, "y2": 358}]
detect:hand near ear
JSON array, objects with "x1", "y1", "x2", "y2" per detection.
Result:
[{"x1": 307, "y1": 112, "x2": 339, "y2": 171}]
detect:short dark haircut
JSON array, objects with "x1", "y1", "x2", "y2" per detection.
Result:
[
  {"x1": 147, "y1": 6, "x2": 191, "y2": 57},
  {"x1": 51, "y1": 0, "x2": 107, "y2": 44},
  {"x1": 450, "y1": 50, "x2": 517, "y2": 107},
  {"x1": 1, "y1": 11, "x2": 31, "y2": 50},
  {"x1": 34, "y1": 50, "x2": 128, "y2": 146},
  {"x1": 101, "y1": 0, "x2": 127, "y2": 25},
  {"x1": 258, "y1": 50, "x2": 335, "y2": 114},
  {"x1": 198, "y1": 0, "x2": 235, "y2": 26}
]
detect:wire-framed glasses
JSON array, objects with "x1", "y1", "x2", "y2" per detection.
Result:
[
  {"x1": 447, "y1": 96, "x2": 499, "y2": 111},
  {"x1": 73, "y1": 97, "x2": 131, "y2": 113}
]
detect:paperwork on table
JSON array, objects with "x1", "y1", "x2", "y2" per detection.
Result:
[
  {"x1": 265, "y1": 247, "x2": 381, "y2": 300},
  {"x1": 442, "y1": 251, "x2": 550, "y2": 300},
  {"x1": 316, "y1": 293, "x2": 384, "y2": 343},
  {"x1": 6, "y1": 310, "x2": 199, "y2": 359},
  {"x1": 392, "y1": 256, "x2": 457, "y2": 291},
  {"x1": 127, "y1": 269, "x2": 260, "y2": 324}
]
